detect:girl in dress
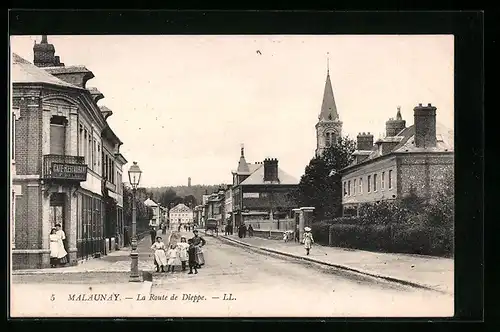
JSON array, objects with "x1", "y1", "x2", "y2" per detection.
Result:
[
  {"x1": 302, "y1": 227, "x2": 314, "y2": 255},
  {"x1": 151, "y1": 236, "x2": 167, "y2": 272},
  {"x1": 166, "y1": 244, "x2": 180, "y2": 273},
  {"x1": 49, "y1": 228, "x2": 64, "y2": 267},
  {"x1": 177, "y1": 237, "x2": 189, "y2": 272}
]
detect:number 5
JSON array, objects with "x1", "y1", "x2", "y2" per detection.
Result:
[{"x1": 50, "y1": 294, "x2": 55, "y2": 301}]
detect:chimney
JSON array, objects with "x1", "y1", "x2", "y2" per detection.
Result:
[
  {"x1": 33, "y1": 35, "x2": 57, "y2": 67},
  {"x1": 356, "y1": 132, "x2": 374, "y2": 151},
  {"x1": 263, "y1": 158, "x2": 279, "y2": 182},
  {"x1": 414, "y1": 103, "x2": 437, "y2": 148},
  {"x1": 385, "y1": 106, "x2": 406, "y2": 137},
  {"x1": 188, "y1": 177, "x2": 191, "y2": 187}
]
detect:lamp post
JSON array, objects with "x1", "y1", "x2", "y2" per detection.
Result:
[{"x1": 128, "y1": 161, "x2": 142, "y2": 282}]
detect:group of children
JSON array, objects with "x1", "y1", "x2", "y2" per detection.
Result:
[{"x1": 151, "y1": 236, "x2": 198, "y2": 274}]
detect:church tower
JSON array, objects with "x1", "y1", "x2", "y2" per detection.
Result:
[{"x1": 315, "y1": 56, "x2": 342, "y2": 157}]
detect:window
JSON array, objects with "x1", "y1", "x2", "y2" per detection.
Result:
[
  {"x1": 381, "y1": 172, "x2": 385, "y2": 190},
  {"x1": 359, "y1": 178, "x2": 363, "y2": 194},
  {"x1": 389, "y1": 170, "x2": 393, "y2": 189},
  {"x1": 50, "y1": 116, "x2": 67, "y2": 155},
  {"x1": 79, "y1": 125, "x2": 84, "y2": 157},
  {"x1": 343, "y1": 182, "x2": 347, "y2": 196},
  {"x1": 373, "y1": 174, "x2": 377, "y2": 192},
  {"x1": 11, "y1": 191, "x2": 15, "y2": 248},
  {"x1": 367, "y1": 175, "x2": 371, "y2": 192},
  {"x1": 11, "y1": 113, "x2": 16, "y2": 161},
  {"x1": 97, "y1": 144, "x2": 101, "y2": 169},
  {"x1": 88, "y1": 134, "x2": 92, "y2": 168},
  {"x1": 353, "y1": 179, "x2": 356, "y2": 195},
  {"x1": 92, "y1": 139, "x2": 96, "y2": 170},
  {"x1": 348, "y1": 180, "x2": 351, "y2": 196}
]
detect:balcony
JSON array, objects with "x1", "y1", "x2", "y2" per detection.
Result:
[{"x1": 42, "y1": 154, "x2": 87, "y2": 182}]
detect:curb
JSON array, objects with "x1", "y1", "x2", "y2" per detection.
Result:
[
  {"x1": 12, "y1": 237, "x2": 151, "y2": 276},
  {"x1": 216, "y1": 234, "x2": 449, "y2": 295}
]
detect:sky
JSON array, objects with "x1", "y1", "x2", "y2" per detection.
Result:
[{"x1": 10, "y1": 35, "x2": 454, "y2": 187}]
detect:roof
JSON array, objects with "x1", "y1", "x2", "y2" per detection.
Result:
[
  {"x1": 318, "y1": 71, "x2": 339, "y2": 121},
  {"x1": 44, "y1": 65, "x2": 93, "y2": 76},
  {"x1": 144, "y1": 198, "x2": 158, "y2": 207},
  {"x1": 343, "y1": 123, "x2": 454, "y2": 171},
  {"x1": 11, "y1": 53, "x2": 82, "y2": 89},
  {"x1": 170, "y1": 203, "x2": 192, "y2": 212},
  {"x1": 239, "y1": 164, "x2": 298, "y2": 185}
]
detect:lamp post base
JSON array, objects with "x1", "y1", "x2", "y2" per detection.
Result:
[{"x1": 129, "y1": 251, "x2": 141, "y2": 282}]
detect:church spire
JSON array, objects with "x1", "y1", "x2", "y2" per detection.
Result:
[
  {"x1": 237, "y1": 143, "x2": 250, "y2": 173},
  {"x1": 318, "y1": 57, "x2": 338, "y2": 121},
  {"x1": 41, "y1": 35, "x2": 48, "y2": 43}
]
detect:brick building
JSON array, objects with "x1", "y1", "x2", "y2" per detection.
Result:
[
  {"x1": 10, "y1": 36, "x2": 127, "y2": 269},
  {"x1": 340, "y1": 104, "x2": 454, "y2": 216},
  {"x1": 231, "y1": 147, "x2": 298, "y2": 228}
]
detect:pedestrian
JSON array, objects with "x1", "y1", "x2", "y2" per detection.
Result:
[
  {"x1": 49, "y1": 228, "x2": 67, "y2": 267},
  {"x1": 243, "y1": 224, "x2": 247, "y2": 238},
  {"x1": 238, "y1": 224, "x2": 243, "y2": 238},
  {"x1": 177, "y1": 236, "x2": 189, "y2": 271},
  {"x1": 54, "y1": 224, "x2": 68, "y2": 265},
  {"x1": 162, "y1": 224, "x2": 166, "y2": 235},
  {"x1": 166, "y1": 244, "x2": 179, "y2": 273},
  {"x1": 248, "y1": 224, "x2": 254, "y2": 237},
  {"x1": 187, "y1": 239, "x2": 198, "y2": 275},
  {"x1": 124, "y1": 226, "x2": 130, "y2": 246},
  {"x1": 151, "y1": 236, "x2": 167, "y2": 272},
  {"x1": 150, "y1": 227, "x2": 156, "y2": 244},
  {"x1": 302, "y1": 227, "x2": 314, "y2": 255},
  {"x1": 190, "y1": 230, "x2": 206, "y2": 268}
]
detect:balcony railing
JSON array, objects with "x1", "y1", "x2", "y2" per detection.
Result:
[{"x1": 42, "y1": 154, "x2": 87, "y2": 182}]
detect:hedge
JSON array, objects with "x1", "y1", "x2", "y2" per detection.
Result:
[{"x1": 312, "y1": 221, "x2": 453, "y2": 257}]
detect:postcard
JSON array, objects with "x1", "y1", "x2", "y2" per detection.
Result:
[{"x1": 9, "y1": 34, "x2": 454, "y2": 318}]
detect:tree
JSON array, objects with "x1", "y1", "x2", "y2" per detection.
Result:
[
  {"x1": 183, "y1": 194, "x2": 197, "y2": 208},
  {"x1": 293, "y1": 136, "x2": 356, "y2": 220}
]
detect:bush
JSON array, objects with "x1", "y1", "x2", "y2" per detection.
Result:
[
  {"x1": 313, "y1": 222, "x2": 453, "y2": 257},
  {"x1": 329, "y1": 224, "x2": 391, "y2": 251}
]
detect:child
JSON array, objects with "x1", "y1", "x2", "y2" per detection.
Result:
[
  {"x1": 187, "y1": 239, "x2": 198, "y2": 275},
  {"x1": 151, "y1": 236, "x2": 167, "y2": 272},
  {"x1": 177, "y1": 236, "x2": 189, "y2": 272},
  {"x1": 166, "y1": 244, "x2": 179, "y2": 273}
]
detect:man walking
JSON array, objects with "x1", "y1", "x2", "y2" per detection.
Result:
[{"x1": 150, "y1": 227, "x2": 157, "y2": 244}]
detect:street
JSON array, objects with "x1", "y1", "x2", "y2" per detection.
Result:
[{"x1": 12, "y1": 230, "x2": 453, "y2": 317}]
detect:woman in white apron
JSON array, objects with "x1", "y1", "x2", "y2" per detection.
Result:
[
  {"x1": 49, "y1": 228, "x2": 66, "y2": 267},
  {"x1": 151, "y1": 236, "x2": 168, "y2": 272}
]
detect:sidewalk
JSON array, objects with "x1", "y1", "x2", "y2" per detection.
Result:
[
  {"x1": 12, "y1": 232, "x2": 159, "y2": 275},
  {"x1": 218, "y1": 233, "x2": 454, "y2": 295}
]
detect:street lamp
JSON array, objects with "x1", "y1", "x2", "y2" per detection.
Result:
[{"x1": 128, "y1": 161, "x2": 142, "y2": 282}]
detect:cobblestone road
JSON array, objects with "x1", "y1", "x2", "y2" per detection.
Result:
[
  {"x1": 147, "y1": 231, "x2": 453, "y2": 317},
  {"x1": 11, "y1": 230, "x2": 454, "y2": 317}
]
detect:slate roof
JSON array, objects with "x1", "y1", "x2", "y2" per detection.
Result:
[
  {"x1": 239, "y1": 164, "x2": 298, "y2": 185},
  {"x1": 11, "y1": 53, "x2": 82, "y2": 89},
  {"x1": 144, "y1": 198, "x2": 158, "y2": 207},
  {"x1": 344, "y1": 122, "x2": 454, "y2": 170},
  {"x1": 170, "y1": 203, "x2": 192, "y2": 212},
  {"x1": 318, "y1": 71, "x2": 339, "y2": 121}
]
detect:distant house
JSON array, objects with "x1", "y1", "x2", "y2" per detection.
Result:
[
  {"x1": 340, "y1": 104, "x2": 454, "y2": 216},
  {"x1": 144, "y1": 198, "x2": 161, "y2": 228},
  {"x1": 169, "y1": 203, "x2": 194, "y2": 229},
  {"x1": 231, "y1": 146, "x2": 298, "y2": 229}
]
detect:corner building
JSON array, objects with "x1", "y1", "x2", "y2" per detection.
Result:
[{"x1": 11, "y1": 36, "x2": 127, "y2": 269}]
